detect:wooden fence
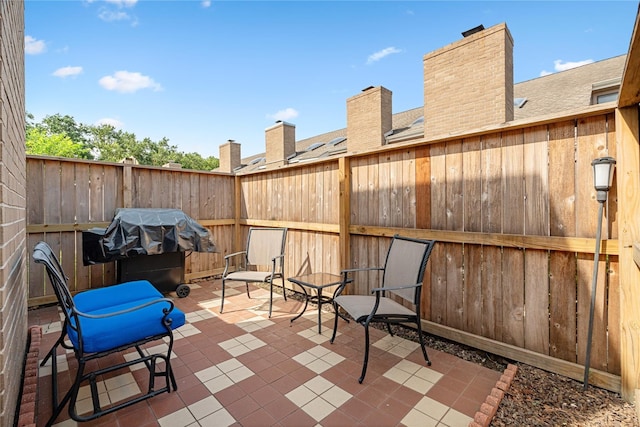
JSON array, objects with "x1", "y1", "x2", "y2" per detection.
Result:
[{"x1": 26, "y1": 110, "x2": 624, "y2": 391}]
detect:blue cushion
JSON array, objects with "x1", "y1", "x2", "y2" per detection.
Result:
[
  {"x1": 68, "y1": 281, "x2": 186, "y2": 353},
  {"x1": 73, "y1": 280, "x2": 163, "y2": 312}
]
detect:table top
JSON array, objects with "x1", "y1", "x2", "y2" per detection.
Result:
[{"x1": 287, "y1": 272, "x2": 344, "y2": 289}]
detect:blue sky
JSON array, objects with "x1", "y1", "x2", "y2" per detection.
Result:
[{"x1": 25, "y1": 1, "x2": 639, "y2": 159}]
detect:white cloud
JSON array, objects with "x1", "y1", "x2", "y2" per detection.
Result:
[
  {"x1": 52, "y1": 66, "x2": 83, "y2": 78},
  {"x1": 202, "y1": 1, "x2": 212, "y2": 8},
  {"x1": 97, "y1": 0, "x2": 138, "y2": 23},
  {"x1": 99, "y1": 71, "x2": 163, "y2": 93},
  {"x1": 98, "y1": 9, "x2": 131, "y2": 22},
  {"x1": 366, "y1": 47, "x2": 402, "y2": 65},
  {"x1": 104, "y1": 0, "x2": 138, "y2": 7},
  {"x1": 539, "y1": 59, "x2": 594, "y2": 77},
  {"x1": 95, "y1": 118, "x2": 123, "y2": 128},
  {"x1": 25, "y1": 36, "x2": 46, "y2": 55},
  {"x1": 267, "y1": 108, "x2": 299, "y2": 121}
]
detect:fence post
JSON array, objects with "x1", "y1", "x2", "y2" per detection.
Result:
[
  {"x1": 122, "y1": 164, "x2": 133, "y2": 208},
  {"x1": 615, "y1": 106, "x2": 640, "y2": 405},
  {"x1": 234, "y1": 174, "x2": 242, "y2": 252},
  {"x1": 339, "y1": 157, "x2": 351, "y2": 271}
]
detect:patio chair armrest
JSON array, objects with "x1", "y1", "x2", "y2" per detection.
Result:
[
  {"x1": 223, "y1": 251, "x2": 247, "y2": 276},
  {"x1": 340, "y1": 267, "x2": 384, "y2": 275},
  {"x1": 370, "y1": 282, "x2": 421, "y2": 293},
  {"x1": 75, "y1": 297, "x2": 176, "y2": 319},
  {"x1": 224, "y1": 251, "x2": 247, "y2": 260},
  {"x1": 331, "y1": 274, "x2": 355, "y2": 299}
]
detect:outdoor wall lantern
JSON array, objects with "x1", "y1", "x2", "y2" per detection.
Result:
[{"x1": 583, "y1": 156, "x2": 616, "y2": 390}]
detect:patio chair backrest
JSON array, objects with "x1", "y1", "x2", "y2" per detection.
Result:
[
  {"x1": 246, "y1": 227, "x2": 287, "y2": 268},
  {"x1": 33, "y1": 241, "x2": 76, "y2": 316},
  {"x1": 381, "y1": 236, "x2": 436, "y2": 304}
]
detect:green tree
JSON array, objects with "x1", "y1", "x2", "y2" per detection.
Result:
[
  {"x1": 26, "y1": 113, "x2": 220, "y2": 171},
  {"x1": 40, "y1": 114, "x2": 91, "y2": 146},
  {"x1": 26, "y1": 127, "x2": 91, "y2": 158},
  {"x1": 175, "y1": 152, "x2": 219, "y2": 171}
]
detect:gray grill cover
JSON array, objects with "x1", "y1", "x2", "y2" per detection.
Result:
[{"x1": 83, "y1": 208, "x2": 217, "y2": 265}]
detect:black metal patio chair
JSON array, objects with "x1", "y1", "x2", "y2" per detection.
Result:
[
  {"x1": 330, "y1": 235, "x2": 436, "y2": 383},
  {"x1": 220, "y1": 227, "x2": 288, "y2": 317}
]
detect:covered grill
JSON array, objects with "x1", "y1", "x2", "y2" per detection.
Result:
[{"x1": 82, "y1": 208, "x2": 217, "y2": 297}]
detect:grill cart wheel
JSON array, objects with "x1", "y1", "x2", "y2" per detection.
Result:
[{"x1": 176, "y1": 284, "x2": 190, "y2": 298}]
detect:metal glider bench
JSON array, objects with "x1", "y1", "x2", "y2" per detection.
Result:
[{"x1": 33, "y1": 241, "x2": 186, "y2": 426}]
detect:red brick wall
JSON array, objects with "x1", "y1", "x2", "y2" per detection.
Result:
[{"x1": 0, "y1": 1, "x2": 27, "y2": 426}]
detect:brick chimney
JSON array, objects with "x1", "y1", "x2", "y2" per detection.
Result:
[
  {"x1": 423, "y1": 23, "x2": 514, "y2": 140},
  {"x1": 347, "y1": 86, "x2": 392, "y2": 153},
  {"x1": 219, "y1": 139, "x2": 241, "y2": 173},
  {"x1": 265, "y1": 121, "x2": 296, "y2": 168}
]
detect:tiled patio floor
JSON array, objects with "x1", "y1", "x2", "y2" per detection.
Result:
[{"x1": 27, "y1": 278, "x2": 504, "y2": 427}]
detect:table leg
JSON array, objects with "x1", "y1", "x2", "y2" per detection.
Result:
[
  {"x1": 290, "y1": 285, "x2": 309, "y2": 325},
  {"x1": 317, "y1": 288, "x2": 323, "y2": 334}
]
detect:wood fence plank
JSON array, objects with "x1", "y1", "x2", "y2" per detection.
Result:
[
  {"x1": 44, "y1": 160, "x2": 62, "y2": 225},
  {"x1": 27, "y1": 159, "x2": 44, "y2": 225},
  {"x1": 605, "y1": 113, "x2": 618, "y2": 240},
  {"x1": 415, "y1": 147, "x2": 432, "y2": 319},
  {"x1": 430, "y1": 241, "x2": 447, "y2": 325},
  {"x1": 549, "y1": 121, "x2": 577, "y2": 237},
  {"x1": 403, "y1": 149, "x2": 416, "y2": 228},
  {"x1": 445, "y1": 140, "x2": 464, "y2": 330},
  {"x1": 301, "y1": 166, "x2": 309, "y2": 223},
  {"x1": 524, "y1": 125, "x2": 550, "y2": 354},
  {"x1": 74, "y1": 164, "x2": 91, "y2": 291},
  {"x1": 389, "y1": 150, "x2": 402, "y2": 227},
  {"x1": 608, "y1": 257, "x2": 621, "y2": 375},
  {"x1": 327, "y1": 163, "x2": 337, "y2": 224},
  {"x1": 576, "y1": 116, "x2": 610, "y2": 371},
  {"x1": 368, "y1": 156, "x2": 379, "y2": 227},
  {"x1": 415, "y1": 147, "x2": 431, "y2": 230},
  {"x1": 502, "y1": 129, "x2": 525, "y2": 347},
  {"x1": 524, "y1": 250, "x2": 549, "y2": 354},
  {"x1": 549, "y1": 251, "x2": 577, "y2": 362},
  {"x1": 28, "y1": 233, "x2": 45, "y2": 300},
  {"x1": 462, "y1": 137, "x2": 482, "y2": 336},
  {"x1": 464, "y1": 244, "x2": 483, "y2": 335},
  {"x1": 463, "y1": 137, "x2": 482, "y2": 232},
  {"x1": 60, "y1": 163, "x2": 75, "y2": 224},
  {"x1": 379, "y1": 153, "x2": 391, "y2": 227},
  {"x1": 482, "y1": 246, "x2": 502, "y2": 340},
  {"x1": 430, "y1": 143, "x2": 447, "y2": 324},
  {"x1": 354, "y1": 157, "x2": 367, "y2": 225},
  {"x1": 89, "y1": 164, "x2": 105, "y2": 288},
  {"x1": 481, "y1": 134, "x2": 502, "y2": 340}
]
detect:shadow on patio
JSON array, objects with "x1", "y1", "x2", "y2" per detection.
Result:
[{"x1": 27, "y1": 278, "x2": 510, "y2": 427}]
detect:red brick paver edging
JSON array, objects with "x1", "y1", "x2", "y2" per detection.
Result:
[
  {"x1": 17, "y1": 325, "x2": 41, "y2": 427},
  {"x1": 469, "y1": 363, "x2": 518, "y2": 427}
]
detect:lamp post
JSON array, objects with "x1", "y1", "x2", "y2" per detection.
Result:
[{"x1": 583, "y1": 156, "x2": 616, "y2": 390}]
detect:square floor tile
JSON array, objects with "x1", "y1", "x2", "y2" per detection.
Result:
[
  {"x1": 218, "y1": 333, "x2": 266, "y2": 356},
  {"x1": 440, "y1": 408, "x2": 474, "y2": 427},
  {"x1": 158, "y1": 407, "x2": 197, "y2": 427},
  {"x1": 373, "y1": 335, "x2": 420, "y2": 358},
  {"x1": 292, "y1": 345, "x2": 344, "y2": 374},
  {"x1": 236, "y1": 315, "x2": 274, "y2": 333}
]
